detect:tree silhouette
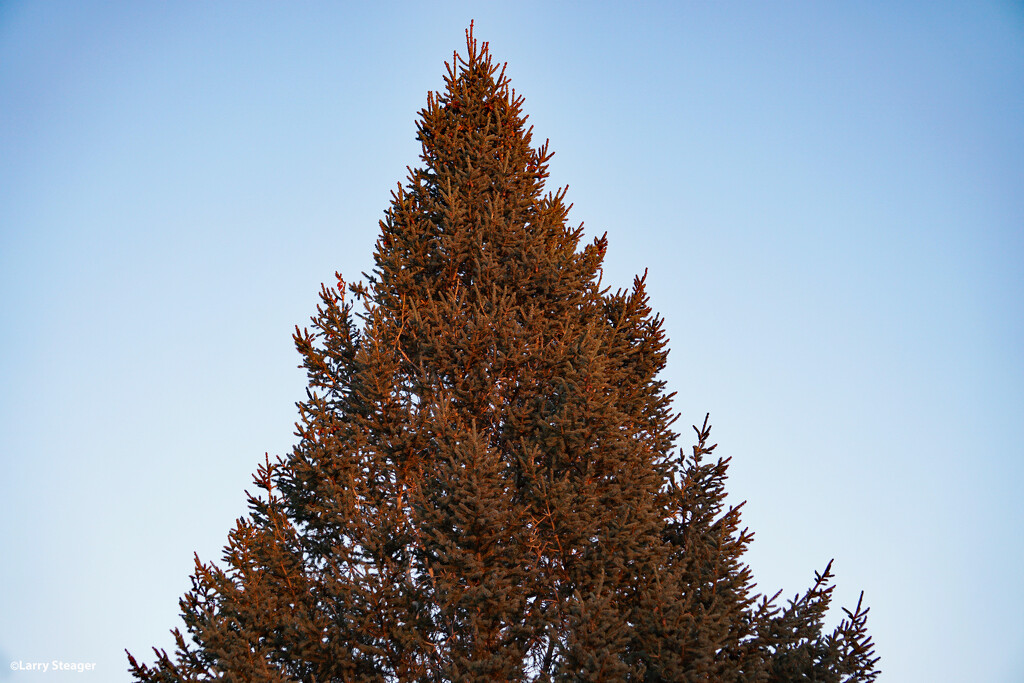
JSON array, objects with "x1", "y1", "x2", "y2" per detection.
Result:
[{"x1": 129, "y1": 25, "x2": 878, "y2": 682}]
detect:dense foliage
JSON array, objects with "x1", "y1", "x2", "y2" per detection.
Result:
[{"x1": 129, "y1": 27, "x2": 878, "y2": 682}]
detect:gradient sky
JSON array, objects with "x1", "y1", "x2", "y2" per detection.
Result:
[{"x1": 1, "y1": 2, "x2": 1022, "y2": 681}]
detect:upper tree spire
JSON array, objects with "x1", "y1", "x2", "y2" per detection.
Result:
[{"x1": 373, "y1": 20, "x2": 587, "y2": 308}]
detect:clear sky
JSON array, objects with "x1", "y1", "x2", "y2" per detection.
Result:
[{"x1": 1, "y1": 2, "x2": 1021, "y2": 681}]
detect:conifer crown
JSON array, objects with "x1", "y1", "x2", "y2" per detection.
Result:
[{"x1": 128, "y1": 25, "x2": 878, "y2": 682}]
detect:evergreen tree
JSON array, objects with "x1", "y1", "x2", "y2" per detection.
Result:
[{"x1": 129, "y1": 26, "x2": 878, "y2": 682}]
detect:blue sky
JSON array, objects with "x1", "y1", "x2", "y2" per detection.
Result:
[{"x1": 1, "y1": 2, "x2": 1021, "y2": 681}]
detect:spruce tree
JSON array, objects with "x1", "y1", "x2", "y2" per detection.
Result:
[{"x1": 129, "y1": 26, "x2": 879, "y2": 682}]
